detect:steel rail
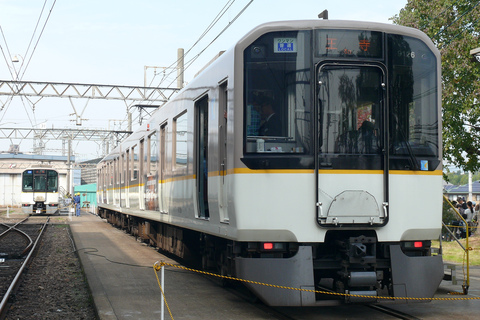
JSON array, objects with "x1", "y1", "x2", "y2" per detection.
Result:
[
  {"x1": 368, "y1": 304, "x2": 421, "y2": 320},
  {"x1": 0, "y1": 218, "x2": 34, "y2": 257},
  {"x1": 0, "y1": 217, "x2": 29, "y2": 238},
  {"x1": 0, "y1": 217, "x2": 50, "y2": 316}
]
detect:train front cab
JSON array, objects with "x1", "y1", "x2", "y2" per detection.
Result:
[
  {"x1": 235, "y1": 21, "x2": 443, "y2": 306},
  {"x1": 21, "y1": 169, "x2": 60, "y2": 215}
]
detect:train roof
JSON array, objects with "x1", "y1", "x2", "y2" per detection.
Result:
[
  {"x1": 236, "y1": 19, "x2": 436, "y2": 50},
  {"x1": 242, "y1": 19, "x2": 426, "y2": 35}
]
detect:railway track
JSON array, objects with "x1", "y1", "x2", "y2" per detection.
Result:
[
  {"x1": 0, "y1": 217, "x2": 49, "y2": 318},
  {"x1": 367, "y1": 304, "x2": 421, "y2": 320},
  {"x1": 203, "y1": 274, "x2": 422, "y2": 320}
]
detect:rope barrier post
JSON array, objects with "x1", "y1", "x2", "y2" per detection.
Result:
[
  {"x1": 443, "y1": 195, "x2": 470, "y2": 292},
  {"x1": 161, "y1": 260, "x2": 165, "y2": 320}
]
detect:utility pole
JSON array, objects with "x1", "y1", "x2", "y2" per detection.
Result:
[{"x1": 177, "y1": 48, "x2": 184, "y2": 89}]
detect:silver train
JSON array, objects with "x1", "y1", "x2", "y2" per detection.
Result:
[{"x1": 97, "y1": 20, "x2": 444, "y2": 306}]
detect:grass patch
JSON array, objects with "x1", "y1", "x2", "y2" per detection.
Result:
[{"x1": 434, "y1": 233, "x2": 480, "y2": 265}]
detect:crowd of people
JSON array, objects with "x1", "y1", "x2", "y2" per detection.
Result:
[{"x1": 449, "y1": 197, "x2": 478, "y2": 239}]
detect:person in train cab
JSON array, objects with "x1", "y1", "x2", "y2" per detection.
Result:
[
  {"x1": 74, "y1": 193, "x2": 81, "y2": 217},
  {"x1": 246, "y1": 100, "x2": 262, "y2": 136},
  {"x1": 357, "y1": 120, "x2": 376, "y2": 154},
  {"x1": 258, "y1": 97, "x2": 282, "y2": 136}
]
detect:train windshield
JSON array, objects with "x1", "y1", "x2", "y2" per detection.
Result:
[
  {"x1": 244, "y1": 30, "x2": 313, "y2": 160},
  {"x1": 317, "y1": 65, "x2": 384, "y2": 169},
  {"x1": 388, "y1": 34, "x2": 439, "y2": 170},
  {"x1": 243, "y1": 29, "x2": 439, "y2": 171},
  {"x1": 22, "y1": 169, "x2": 58, "y2": 192}
]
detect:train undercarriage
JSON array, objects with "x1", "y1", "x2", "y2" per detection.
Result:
[{"x1": 98, "y1": 208, "x2": 444, "y2": 306}]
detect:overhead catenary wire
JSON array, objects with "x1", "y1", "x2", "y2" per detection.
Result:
[
  {"x1": 440, "y1": 15, "x2": 480, "y2": 49},
  {"x1": 16, "y1": 0, "x2": 50, "y2": 81},
  {"x1": 17, "y1": 0, "x2": 58, "y2": 81},
  {"x1": 166, "y1": 0, "x2": 254, "y2": 89},
  {"x1": 0, "y1": 0, "x2": 58, "y2": 156},
  {"x1": 431, "y1": 1, "x2": 480, "y2": 40},
  {"x1": 146, "y1": 0, "x2": 254, "y2": 105},
  {"x1": 149, "y1": 0, "x2": 239, "y2": 89},
  {"x1": 421, "y1": 0, "x2": 461, "y2": 30},
  {"x1": 0, "y1": 25, "x2": 17, "y2": 80}
]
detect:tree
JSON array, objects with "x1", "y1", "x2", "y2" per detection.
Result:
[{"x1": 392, "y1": 0, "x2": 480, "y2": 172}]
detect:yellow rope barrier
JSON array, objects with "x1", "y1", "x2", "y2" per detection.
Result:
[{"x1": 153, "y1": 261, "x2": 480, "y2": 302}]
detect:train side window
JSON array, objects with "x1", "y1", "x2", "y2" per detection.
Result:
[
  {"x1": 109, "y1": 162, "x2": 113, "y2": 186},
  {"x1": 121, "y1": 154, "x2": 125, "y2": 183},
  {"x1": 174, "y1": 111, "x2": 188, "y2": 169},
  {"x1": 98, "y1": 167, "x2": 102, "y2": 188},
  {"x1": 114, "y1": 158, "x2": 118, "y2": 185},
  {"x1": 140, "y1": 139, "x2": 145, "y2": 181},
  {"x1": 125, "y1": 151, "x2": 129, "y2": 182},
  {"x1": 131, "y1": 145, "x2": 138, "y2": 180},
  {"x1": 149, "y1": 131, "x2": 158, "y2": 175},
  {"x1": 103, "y1": 165, "x2": 107, "y2": 188},
  {"x1": 23, "y1": 170, "x2": 33, "y2": 191},
  {"x1": 47, "y1": 170, "x2": 58, "y2": 192}
]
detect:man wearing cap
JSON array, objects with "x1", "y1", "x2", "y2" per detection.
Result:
[{"x1": 74, "y1": 193, "x2": 81, "y2": 216}]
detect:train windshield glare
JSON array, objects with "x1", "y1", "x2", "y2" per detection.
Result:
[
  {"x1": 317, "y1": 65, "x2": 383, "y2": 169},
  {"x1": 243, "y1": 29, "x2": 439, "y2": 171}
]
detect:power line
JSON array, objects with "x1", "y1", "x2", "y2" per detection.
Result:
[
  {"x1": 432, "y1": 1, "x2": 480, "y2": 40},
  {"x1": 152, "y1": 0, "x2": 238, "y2": 88},
  {"x1": 147, "y1": 0, "x2": 254, "y2": 104},
  {"x1": 18, "y1": 0, "x2": 58, "y2": 81},
  {"x1": 0, "y1": 25, "x2": 16, "y2": 80},
  {"x1": 165, "y1": 0, "x2": 254, "y2": 89},
  {"x1": 440, "y1": 15, "x2": 480, "y2": 49},
  {"x1": 17, "y1": 0, "x2": 49, "y2": 80},
  {"x1": 421, "y1": 0, "x2": 461, "y2": 30}
]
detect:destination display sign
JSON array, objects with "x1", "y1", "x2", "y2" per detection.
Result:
[{"x1": 316, "y1": 30, "x2": 383, "y2": 58}]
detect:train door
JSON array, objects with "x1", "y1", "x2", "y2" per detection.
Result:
[
  {"x1": 114, "y1": 157, "x2": 120, "y2": 207},
  {"x1": 315, "y1": 64, "x2": 388, "y2": 226},
  {"x1": 218, "y1": 82, "x2": 229, "y2": 222},
  {"x1": 121, "y1": 153, "x2": 126, "y2": 207},
  {"x1": 102, "y1": 165, "x2": 107, "y2": 204},
  {"x1": 139, "y1": 139, "x2": 145, "y2": 210},
  {"x1": 145, "y1": 131, "x2": 159, "y2": 211},
  {"x1": 33, "y1": 170, "x2": 47, "y2": 213},
  {"x1": 196, "y1": 95, "x2": 209, "y2": 219},
  {"x1": 159, "y1": 123, "x2": 168, "y2": 214},
  {"x1": 125, "y1": 150, "x2": 130, "y2": 208}
]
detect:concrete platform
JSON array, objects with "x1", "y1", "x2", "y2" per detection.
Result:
[
  {"x1": 68, "y1": 212, "x2": 276, "y2": 320},
  {"x1": 68, "y1": 212, "x2": 480, "y2": 320}
]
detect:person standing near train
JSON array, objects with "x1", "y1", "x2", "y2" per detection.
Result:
[{"x1": 74, "y1": 193, "x2": 81, "y2": 217}]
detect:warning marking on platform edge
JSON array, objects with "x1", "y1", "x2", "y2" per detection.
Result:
[{"x1": 153, "y1": 262, "x2": 480, "y2": 302}]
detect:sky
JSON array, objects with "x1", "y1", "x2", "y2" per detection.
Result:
[{"x1": 0, "y1": 0, "x2": 407, "y2": 160}]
